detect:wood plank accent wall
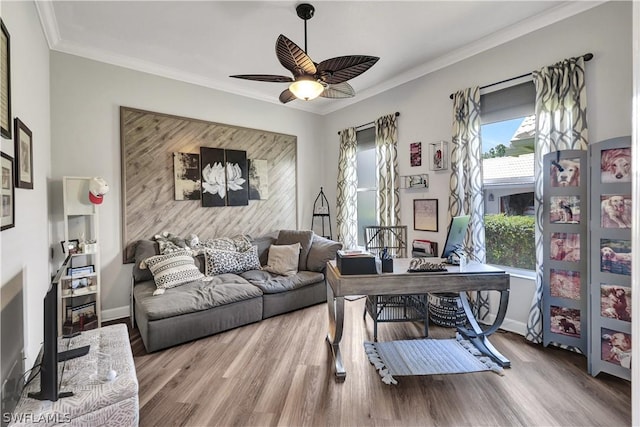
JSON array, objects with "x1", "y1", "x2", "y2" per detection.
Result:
[{"x1": 120, "y1": 107, "x2": 297, "y2": 261}]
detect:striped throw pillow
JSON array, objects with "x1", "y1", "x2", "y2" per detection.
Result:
[{"x1": 141, "y1": 250, "x2": 204, "y2": 290}]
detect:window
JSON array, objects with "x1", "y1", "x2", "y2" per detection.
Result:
[
  {"x1": 356, "y1": 127, "x2": 377, "y2": 246},
  {"x1": 481, "y1": 81, "x2": 535, "y2": 270}
]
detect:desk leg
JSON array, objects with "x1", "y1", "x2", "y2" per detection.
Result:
[
  {"x1": 457, "y1": 290, "x2": 511, "y2": 368},
  {"x1": 326, "y1": 283, "x2": 346, "y2": 381}
]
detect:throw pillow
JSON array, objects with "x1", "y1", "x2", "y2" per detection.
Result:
[
  {"x1": 132, "y1": 240, "x2": 160, "y2": 283},
  {"x1": 153, "y1": 231, "x2": 189, "y2": 254},
  {"x1": 141, "y1": 250, "x2": 204, "y2": 290},
  {"x1": 204, "y1": 246, "x2": 261, "y2": 276},
  {"x1": 275, "y1": 230, "x2": 313, "y2": 271},
  {"x1": 263, "y1": 243, "x2": 301, "y2": 276},
  {"x1": 307, "y1": 234, "x2": 343, "y2": 272}
]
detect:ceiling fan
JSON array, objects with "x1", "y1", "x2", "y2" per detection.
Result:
[{"x1": 230, "y1": 3, "x2": 379, "y2": 103}]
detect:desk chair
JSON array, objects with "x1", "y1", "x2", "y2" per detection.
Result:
[{"x1": 362, "y1": 226, "x2": 429, "y2": 341}]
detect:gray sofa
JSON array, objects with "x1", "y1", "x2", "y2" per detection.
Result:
[{"x1": 129, "y1": 230, "x2": 341, "y2": 352}]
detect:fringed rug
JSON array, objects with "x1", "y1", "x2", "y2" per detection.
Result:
[{"x1": 364, "y1": 333, "x2": 504, "y2": 384}]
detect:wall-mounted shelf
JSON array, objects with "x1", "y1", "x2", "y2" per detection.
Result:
[{"x1": 400, "y1": 174, "x2": 429, "y2": 189}]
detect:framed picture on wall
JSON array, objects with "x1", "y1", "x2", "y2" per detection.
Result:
[
  {"x1": 1, "y1": 152, "x2": 15, "y2": 231},
  {"x1": 0, "y1": 19, "x2": 10, "y2": 139},
  {"x1": 413, "y1": 199, "x2": 438, "y2": 232},
  {"x1": 429, "y1": 141, "x2": 447, "y2": 170},
  {"x1": 14, "y1": 118, "x2": 33, "y2": 189},
  {"x1": 410, "y1": 142, "x2": 421, "y2": 167}
]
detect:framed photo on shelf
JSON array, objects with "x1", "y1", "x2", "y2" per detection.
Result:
[
  {"x1": 61, "y1": 239, "x2": 80, "y2": 254},
  {"x1": 429, "y1": 141, "x2": 448, "y2": 171},
  {"x1": 14, "y1": 118, "x2": 33, "y2": 189},
  {"x1": 413, "y1": 199, "x2": 438, "y2": 232},
  {"x1": 1, "y1": 152, "x2": 15, "y2": 231},
  {"x1": 1, "y1": 19, "x2": 11, "y2": 139},
  {"x1": 70, "y1": 302, "x2": 98, "y2": 330},
  {"x1": 68, "y1": 265, "x2": 95, "y2": 277}
]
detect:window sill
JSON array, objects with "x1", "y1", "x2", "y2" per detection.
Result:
[{"x1": 486, "y1": 264, "x2": 536, "y2": 280}]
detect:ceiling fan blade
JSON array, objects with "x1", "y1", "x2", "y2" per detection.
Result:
[
  {"x1": 230, "y1": 74, "x2": 294, "y2": 83},
  {"x1": 279, "y1": 88, "x2": 297, "y2": 104},
  {"x1": 317, "y1": 56, "x2": 379, "y2": 84},
  {"x1": 321, "y1": 82, "x2": 355, "y2": 99},
  {"x1": 276, "y1": 34, "x2": 317, "y2": 76}
]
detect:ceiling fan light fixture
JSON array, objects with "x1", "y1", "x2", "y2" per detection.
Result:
[{"x1": 289, "y1": 77, "x2": 324, "y2": 101}]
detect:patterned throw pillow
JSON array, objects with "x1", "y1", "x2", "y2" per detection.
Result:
[
  {"x1": 195, "y1": 234, "x2": 253, "y2": 255},
  {"x1": 153, "y1": 231, "x2": 189, "y2": 255},
  {"x1": 141, "y1": 250, "x2": 204, "y2": 290},
  {"x1": 204, "y1": 246, "x2": 261, "y2": 276}
]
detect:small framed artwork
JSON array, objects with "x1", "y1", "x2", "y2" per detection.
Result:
[
  {"x1": 1, "y1": 19, "x2": 11, "y2": 139},
  {"x1": 549, "y1": 196, "x2": 580, "y2": 224},
  {"x1": 549, "y1": 269, "x2": 581, "y2": 300},
  {"x1": 429, "y1": 141, "x2": 447, "y2": 170},
  {"x1": 550, "y1": 305, "x2": 580, "y2": 338},
  {"x1": 14, "y1": 118, "x2": 33, "y2": 189},
  {"x1": 68, "y1": 265, "x2": 95, "y2": 277},
  {"x1": 550, "y1": 158, "x2": 581, "y2": 187},
  {"x1": 600, "y1": 238, "x2": 631, "y2": 276},
  {"x1": 601, "y1": 328, "x2": 631, "y2": 368},
  {"x1": 601, "y1": 148, "x2": 631, "y2": 183},
  {"x1": 410, "y1": 142, "x2": 422, "y2": 167},
  {"x1": 600, "y1": 284, "x2": 631, "y2": 322},
  {"x1": 71, "y1": 302, "x2": 97, "y2": 325},
  {"x1": 600, "y1": 195, "x2": 631, "y2": 228},
  {"x1": 173, "y1": 152, "x2": 201, "y2": 201},
  {"x1": 413, "y1": 199, "x2": 438, "y2": 232},
  {"x1": 1, "y1": 152, "x2": 15, "y2": 231},
  {"x1": 550, "y1": 232, "x2": 580, "y2": 262},
  {"x1": 60, "y1": 239, "x2": 80, "y2": 254}
]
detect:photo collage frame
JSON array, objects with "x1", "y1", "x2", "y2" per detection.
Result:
[
  {"x1": 589, "y1": 137, "x2": 631, "y2": 380},
  {"x1": 542, "y1": 150, "x2": 588, "y2": 355}
]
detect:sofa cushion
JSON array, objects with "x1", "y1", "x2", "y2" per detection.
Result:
[
  {"x1": 307, "y1": 234, "x2": 343, "y2": 272},
  {"x1": 133, "y1": 275, "x2": 263, "y2": 321},
  {"x1": 263, "y1": 243, "x2": 300, "y2": 276},
  {"x1": 204, "y1": 246, "x2": 261, "y2": 276},
  {"x1": 141, "y1": 250, "x2": 204, "y2": 290},
  {"x1": 276, "y1": 230, "x2": 313, "y2": 271},
  {"x1": 132, "y1": 240, "x2": 160, "y2": 283},
  {"x1": 240, "y1": 270, "x2": 325, "y2": 294},
  {"x1": 251, "y1": 234, "x2": 278, "y2": 266}
]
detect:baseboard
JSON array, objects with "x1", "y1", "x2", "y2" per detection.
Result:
[
  {"x1": 482, "y1": 313, "x2": 527, "y2": 336},
  {"x1": 101, "y1": 305, "x2": 130, "y2": 323}
]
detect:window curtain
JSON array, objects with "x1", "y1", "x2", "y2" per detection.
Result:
[
  {"x1": 375, "y1": 114, "x2": 400, "y2": 227},
  {"x1": 449, "y1": 86, "x2": 489, "y2": 320},
  {"x1": 336, "y1": 127, "x2": 358, "y2": 249},
  {"x1": 525, "y1": 57, "x2": 589, "y2": 343}
]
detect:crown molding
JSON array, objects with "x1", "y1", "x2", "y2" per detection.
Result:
[
  {"x1": 36, "y1": 0, "x2": 606, "y2": 116},
  {"x1": 35, "y1": 0, "x2": 61, "y2": 50}
]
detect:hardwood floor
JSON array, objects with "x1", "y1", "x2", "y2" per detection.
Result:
[{"x1": 119, "y1": 298, "x2": 631, "y2": 426}]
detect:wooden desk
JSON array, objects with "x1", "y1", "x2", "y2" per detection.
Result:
[{"x1": 325, "y1": 259, "x2": 510, "y2": 381}]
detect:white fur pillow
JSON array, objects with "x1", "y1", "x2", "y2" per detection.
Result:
[{"x1": 263, "y1": 243, "x2": 301, "y2": 276}]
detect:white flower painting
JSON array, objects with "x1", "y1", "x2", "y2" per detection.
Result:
[{"x1": 200, "y1": 147, "x2": 249, "y2": 207}]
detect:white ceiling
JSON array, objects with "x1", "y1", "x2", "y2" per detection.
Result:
[{"x1": 36, "y1": 1, "x2": 603, "y2": 115}]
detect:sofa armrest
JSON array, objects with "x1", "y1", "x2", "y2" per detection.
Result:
[{"x1": 307, "y1": 234, "x2": 343, "y2": 272}]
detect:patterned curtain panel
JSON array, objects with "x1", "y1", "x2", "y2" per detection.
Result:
[
  {"x1": 336, "y1": 127, "x2": 358, "y2": 249},
  {"x1": 525, "y1": 57, "x2": 588, "y2": 343},
  {"x1": 375, "y1": 114, "x2": 400, "y2": 227},
  {"x1": 449, "y1": 87, "x2": 489, "y2": 319}
]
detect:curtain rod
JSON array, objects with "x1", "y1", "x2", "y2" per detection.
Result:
[
  {"x1": 338, "y1": 112, "x2": 400, "y2": 135},
  {"x1": 448, "y1": 53, "x2": 593, "y2": 100}
]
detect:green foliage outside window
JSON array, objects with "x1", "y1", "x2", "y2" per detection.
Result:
[{"x1": 484, "y1": 213, "x2": 535, "y2": 270}]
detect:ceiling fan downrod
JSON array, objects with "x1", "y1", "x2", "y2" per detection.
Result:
[{"x1": 296, "y1": 3, "x2": 315, "y2": 54}]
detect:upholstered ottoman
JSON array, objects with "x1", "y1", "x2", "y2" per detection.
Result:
[{"x1": 10, "y1": 324, "x2": 138, "y2": 426}]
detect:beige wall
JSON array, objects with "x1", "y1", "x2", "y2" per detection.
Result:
[
  {"x1": 0, "y1": 1, "x2": 52, "y2": 369},
  {"x1": 49, "y1": 52, "x2": 324, "y2": 319},
  {"x1": 321, "y1": 1, "x2": 632, "y2": 330}
]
